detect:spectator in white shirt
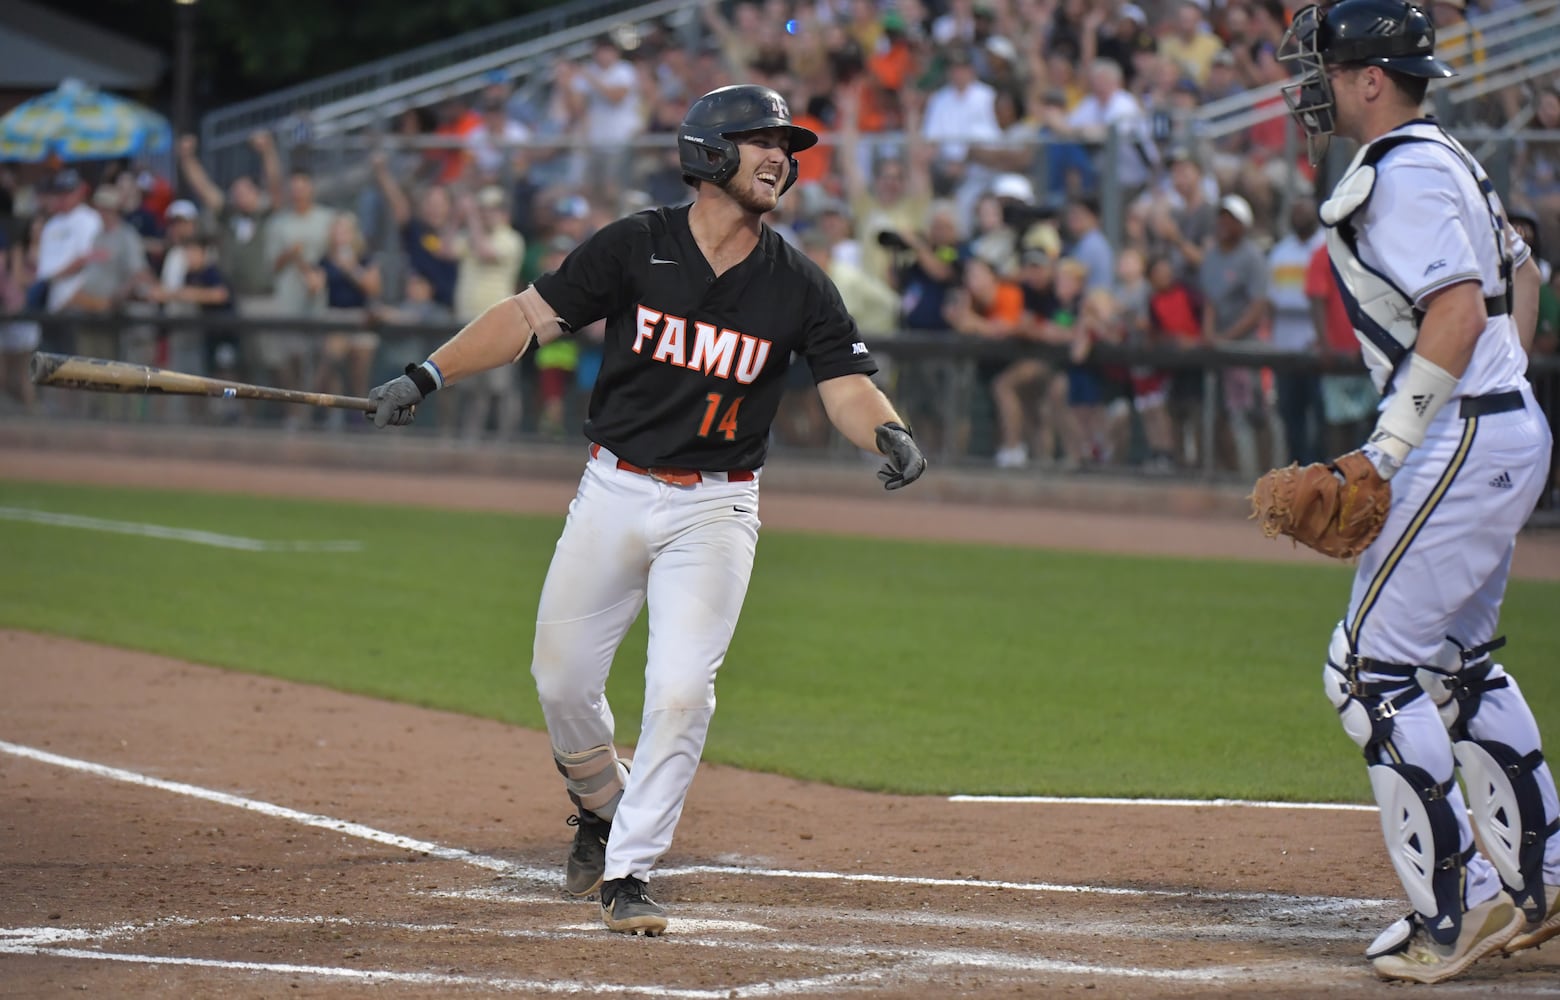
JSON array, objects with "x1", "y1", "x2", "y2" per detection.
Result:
[
  {"x1": 34, "y1": 170, "x2": 103, "y2": 316},
  {"x1": 569, "y1": 36, "x2": 644, "y2": 199},
  {"x1": 1049, "y1": 58, "x2": 1158, "y2": 196},
  {"x1": 922, "y1": 46, "x2": 1001, "y2": 225},
  {"x1": 466, "y1": 96, "x2": 533, "y2": 186}
]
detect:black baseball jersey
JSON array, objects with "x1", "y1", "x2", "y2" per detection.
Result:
[{"x1": 533, "y1": 205, "x2": 878, "y2": 470}]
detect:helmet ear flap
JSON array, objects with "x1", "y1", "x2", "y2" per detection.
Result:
[
  {"x1": 678, "y1": 129, "x2": 741, "y2": 187},
  {"x1": 780, "y1": 155, "x2": 801, "y2": 196}
]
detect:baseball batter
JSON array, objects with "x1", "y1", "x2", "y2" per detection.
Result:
[
  {"x1": 367, "y1": 84, "x2": 926, "y2": 935},
  {"x1": 1277, "y1": 0, "x2": 1559, "y2": 983}
]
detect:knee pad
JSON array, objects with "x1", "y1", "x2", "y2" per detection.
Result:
[
  {"x1": 1455, "y1": 736, "x2": 1559, "y2": 919},
  {"x1": 1321, "y1": 624, "x2": 1423, "y2": 754},
  {"x1": 554, "y1": 744, "x2": 628, "y2": 818},
  {"x1": 1416, "y1": 635, "x2": 1508, "y2": 736},
  {"x1": 1369, "y1": 761, "x2": 1472, "y2": 947}
]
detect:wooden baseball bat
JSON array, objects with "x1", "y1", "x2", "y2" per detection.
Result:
[{"x1": 29, "y1": 352, "x2": 375, "y2": 412}]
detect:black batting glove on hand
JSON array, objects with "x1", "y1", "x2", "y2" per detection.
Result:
[
  {"x1": 367, "y1": 362, "x2": 439, "y2": 428},
  {"x1": 875, "y1": 422, "x2": 926, "y2": 491}
]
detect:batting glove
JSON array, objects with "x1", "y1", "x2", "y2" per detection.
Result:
[
  {"x1": 367, "y1": 361, "x2": 441, "y2": 428},
  {"x1": 875, "y1": 422, "x2": 926, "y2": 491}
]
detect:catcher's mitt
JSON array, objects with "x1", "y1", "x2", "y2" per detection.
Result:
[{"x1": 1249, "y1": 450, "x2": 1391, "y2": 560}]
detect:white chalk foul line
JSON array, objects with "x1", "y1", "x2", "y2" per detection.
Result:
[
  {"x1": 949, "y1": 794, "x2": 1377, "y2": 811},
  {"x1": 0, "y1": 740, "x2": 507, "y2": 873},
  {"x1": 0, "y1": 506, "x2": 361, "y2": 552}
]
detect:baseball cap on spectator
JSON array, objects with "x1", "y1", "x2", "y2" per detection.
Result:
[
  {"x1": 48, "y1": 168, "x2": 83, "y2": 193},
  {"x1": 1021, "y1": 246, "x2": 1053, "y2": 268},
  {"x1": 1211, "y1": 49, "x2": 1236, "y2": 68},
  {"x1": 165, "y1": 199, "x2": 199, "y2": 222},
  {"x1": 1218, "y1": 194, "x2": 1254, "y2": 229},
  {"x1": 1022, "y1": 222, "x2": 1062, "y2": 260},
  {"x1": 991, "y1": 173, "x2": 1035, "y2": 205},
  {"x1": 985, "y1": 36, "x2": 1019, "y2": 64},
  {"x1": 1119, "y1": 3, "x2": 1148, "y2": 25},
  {"x1": 476, "y1": 185, "x2": 506, "y2": 208},
  {"x1": 1172, "y1": 78, "x2": 1202, "y2": 98},
  {"x1": 882, "y1": 10, "x2": 907, "y2": 34},
  {"x1": 91, "y1": 185, "x2": 121, "y2": 211},
  {"x1": 555, "y1": 194, "x2": 590, "y2": 219}
]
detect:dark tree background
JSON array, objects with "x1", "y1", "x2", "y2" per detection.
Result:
[{"x1": 49, "y1": 0, "x2": 555, "y2": 111}]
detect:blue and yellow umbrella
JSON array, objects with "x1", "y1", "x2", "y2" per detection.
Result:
[{"x1": 0, "y1": 78, "x2": 172, "y2": 163}]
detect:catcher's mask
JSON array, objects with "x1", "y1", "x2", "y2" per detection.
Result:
[
  {"x1": 1277, "y1": 0, "x2": 1456, "y2": 165},
  {"x1": 678, "y1": 84, "x2": 818, "y2": 196}
]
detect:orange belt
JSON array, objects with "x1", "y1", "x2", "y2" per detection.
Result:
[{"x1": 590, "y1": 444, "x2": 755, "y2": 486}]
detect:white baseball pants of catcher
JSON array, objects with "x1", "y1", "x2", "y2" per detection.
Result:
[
  {"x1": 1341, "y1": 388, "x2": 1560, "y2": 905},
  {"x1": 531, "y1": 445, "x2": 762, "y2": 883}
]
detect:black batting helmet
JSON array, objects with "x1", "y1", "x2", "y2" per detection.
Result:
[
  {"x1": 1278, "y1": 1, "x2": 1454, "y2": 162},
  {"x1": 678, "y1": 85, "x2": 818, "y2": 195}
]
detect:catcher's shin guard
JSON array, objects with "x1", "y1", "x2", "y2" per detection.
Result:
[
  {"x1": 1369, "y1": 762, "x2": 1473, "y2": 946},
  {"x1": 1420, "y1": 638, "x2": 1560, "y2": 923},
  {"x1": 1323, "y1": 626, "x2": 1470, "y2": 946}
]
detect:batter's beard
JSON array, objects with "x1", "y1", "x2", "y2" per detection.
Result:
[{"x1": 723, "y1": 173, "x2": 781, "y2": 215}]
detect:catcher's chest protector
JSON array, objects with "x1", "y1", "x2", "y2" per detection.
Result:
[{"x1": 1320, "y1": 121, "x2": 1513, "y2": 393}]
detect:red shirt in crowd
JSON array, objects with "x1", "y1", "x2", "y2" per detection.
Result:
[
  {"x1": 1304, "y1": 243, "x2": 1357, "y2": 354},
  {"x1": 1149, "y1": 283, "x2": 1202, "y2": 345}
]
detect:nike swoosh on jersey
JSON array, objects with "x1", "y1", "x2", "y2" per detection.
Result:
[{"x1": 650, "y1": 255, "x2": 677, "y2": 265}]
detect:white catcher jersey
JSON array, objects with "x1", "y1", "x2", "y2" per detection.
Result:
[{"x1": 1321, "y1": 121, "x2": 1532, "y2": 397}]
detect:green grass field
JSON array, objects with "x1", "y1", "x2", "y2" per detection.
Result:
[{"x1": 3, "y1": 479, "x2": 1556, "y2": 803}]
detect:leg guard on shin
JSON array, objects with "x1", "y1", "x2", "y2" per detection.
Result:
[
  {"x1": 1323, "y1": 627, "x2": 1469, "y2": 947},
  {"x1": 1369, "y1": 762, "x2": 1474, "y2": 947},
  {"x1": 554, "y1": 744, "x2": 628, "y2": 819},
  {"x1": 1421, "y1": 637, "x2": 1559, "y2": 922}
]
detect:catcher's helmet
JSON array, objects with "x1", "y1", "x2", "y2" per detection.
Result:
[
  {"x1": 1278, "y1": 1, "x2": 1454, "y2": 162},
  {"x1": 678, "y1": 85, "x2": 818, "y2": 195}
]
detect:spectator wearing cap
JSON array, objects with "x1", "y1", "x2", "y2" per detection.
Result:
[
  {"x1": 449, "y1": 184, "x2": 525, "y2": 442},
  {"x1": 1159, "y1": 0, "x2": 1226, "y2": 87},
  {"x1": 1201, "y1": 47, "x2": 1245, "y2": 103},
  {"x1": 150, "y1": 197, "x2": 218, "y2": 407},
  {"x1": 891, "y1": 202, "x2": 970, "y2": 454},
  {"x1": 922, "y1": 45, "x2": 1002, "y2": 227},
  {"x1": 35, "y1": 170, "x2": 103, "y2": 318},
  {"x1": 262, "y1": 168, "x2": 335, "y2": 418},
  {"x1": 1198, "y1": 193, "x2": 1269, "y2": 479}
]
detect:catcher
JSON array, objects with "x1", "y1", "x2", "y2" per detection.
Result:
[{"x1": 1254, "y1": 0, "x2": 1560, "y2": 985}]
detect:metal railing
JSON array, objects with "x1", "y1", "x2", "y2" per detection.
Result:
[
  {"x1": 7, "y1": 310, "x2": 1556, "y2": 505},
  {"x1": 198, "y1": 0, "x2": 704, "y2": 183}
]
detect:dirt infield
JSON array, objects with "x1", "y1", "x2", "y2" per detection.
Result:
[{"x1": 3, "y1": 445, "x2": 1559, "y2": 997}]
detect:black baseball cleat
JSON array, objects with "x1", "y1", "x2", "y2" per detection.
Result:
[
  {"x1": 600, "y1": 876, "x2": 668, "y2": 935},
  {"x1": 564, "y1": 810, "x2": 611, "y2": 897}
]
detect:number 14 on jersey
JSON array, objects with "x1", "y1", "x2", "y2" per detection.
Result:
[{"x1": 698, "y1": 393, "x2": 743, "y2": 441}]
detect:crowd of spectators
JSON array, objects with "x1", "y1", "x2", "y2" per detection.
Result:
[{"x1": 2, "y1": 0, "x2": 1558, "y2": 475}]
